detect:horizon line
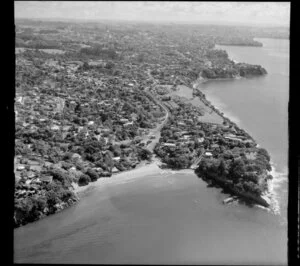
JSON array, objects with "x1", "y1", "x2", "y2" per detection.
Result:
[{"x1": 14, "y1": 17, "x2": 289, "y2": 28}]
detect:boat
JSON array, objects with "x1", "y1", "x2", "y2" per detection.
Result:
[{"x1": 222, "y1": 196, "x2": 238, "y2": 204}]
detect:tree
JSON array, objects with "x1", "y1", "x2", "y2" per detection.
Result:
[
  {"x1": 218, "y1": 159, "x2": 227, "y2": 176},
  {"x1": 86, "y1": 168, "x2": 99, "y2": 182},
  {"x1": 257, "y1": 148, "x2": 270, "y2": 162},
  {"x1": 82, "y1": 61, "x2": 89, "y2": 70},
  {"x1": 48, "y1": 167, "x2": 73, "y2": 187},
  {"x1": 103, "y1": 153, "x2": 114, "y2": 171},
  {"x1": 235, "y1": 182, "x2": 244, "y2": 193},
  {"x1": 137, "y1": 53, "x2": 145, "y2": 63},
  {"x1": 242, "y1": 181, "x2": 261, "y2": 196},
  {"x1": 46, "y1": 191, "x2": 60, "y2": 208},
  {"x1": 109, "y1": 144, "x2": 122, "y2": 157},
  {"x1": 138, "y1": 148, "x2": 152, "y2": 161},
  {"x1": 105, "y1": 61, "x2": 115, "y2": 69},
  {"x1": 229, "y1": 158, "x2": 246, "y2": 181},
  {"x1": 174, "y1": 155, "x2": 191, "y2": 169},
  {"x1": 243, "y1": 172, "x2": 259, "y2": 184},
  {"x1": 78, "y1": 174, "x2": 91, "y2": 186}
]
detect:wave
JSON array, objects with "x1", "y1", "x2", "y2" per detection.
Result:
[{"x1": 265, "y1": 162, "x2": 288, "y2": 215}]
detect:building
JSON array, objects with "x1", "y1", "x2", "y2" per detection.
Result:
[
  {"x1": 111, "y1": 167, "x2": 119, "y2": 174},
  {"x1": 198, "y1": 137, "x2": 204, "y2": 143},
  {"x1": 204, "y1": 152, "x2": 213, "y2": 157},
  {"x1": 40, "y1": 175, "x2": 53, "y2": 183},
  {"x1": 211, "y1": 144, "x2": 219, "y2": 149},
  {"x1": 163, "y1": 143, "x2": 176, "y2": 147}
]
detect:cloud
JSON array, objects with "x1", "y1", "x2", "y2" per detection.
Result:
[{"x1": 14, "y1": 1, "x2": 290, "y2": 26}]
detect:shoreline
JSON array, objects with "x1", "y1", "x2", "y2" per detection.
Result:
[
  {"x1": 193, "y1": 76, "x2": 242, "y2": 86},
  {"x1": 192, "y1": 79, "x2": 280, "y2": 212},
  {"x1": 73, "y1": 158, "x2": 162, "y2": 198},
  {"x1": 15, "y1": 69, "x2": 278, "y2": 229},
  {"x1": 193, "y1": 81, "x2": 255, "y2": 141}
]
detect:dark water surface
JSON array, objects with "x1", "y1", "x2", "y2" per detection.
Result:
[{"x1": 14, "y1": 38, "x2": 288, "y2": 264}]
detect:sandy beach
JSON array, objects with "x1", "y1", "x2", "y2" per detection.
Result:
[{"x1": 73, "y1": 159, "x2": 163, "y2": 197}]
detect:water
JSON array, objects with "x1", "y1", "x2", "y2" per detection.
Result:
[
  {"x1": 14, "y1": 38, "x2": 288, "y2": 264},
  {"x1": 14, "y1": 171, "x2": 287, "y2": 264},
  {"x1": 210, "y1": 38, "x2": 289, "y2": 218}
]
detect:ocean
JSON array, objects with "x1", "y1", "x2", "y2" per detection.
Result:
[
  {"x1": 211, "y1": 38, "x2": 289, "y2": 219},
  {"x1": 14, "y1": 38, "x2": 288, "y2": 264}
]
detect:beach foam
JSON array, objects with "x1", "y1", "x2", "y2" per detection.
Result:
[{"x1": 265, "y1": 162, "x2": 288, "y2": 215}]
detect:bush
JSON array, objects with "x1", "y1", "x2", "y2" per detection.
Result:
[
  {"x1": 63, "y1": 152, "x2": 73, "y2": 161},
  {"x1": 85, "y1": 168, "x2": 99, "y2": 182},
  {"x1": 257, "y1": 148, "x2": 271, "y2": 162},
  {"x1": 46, "y1": 190, "x2": 60, "y2": 206},
  {"x1": 242, "y1": 181, "x2": 262, "y2": 196},
  {"x1": 15, "y1": 198, "x2": 34, "y2": 224},
  {"x1": 48, "y1": 168, "x2": 72, "y2": 188},
  {"x1": 61, "y1": 190, "x2": 74, "y2": 201},
  {"x1": 61, "y1": 161, "x2": 73, "y2": 170},
  {"x1": 105, "y1": 61, "x2": 115, "y2": 69},
  {"x1": 78, "y1": 174, "x2": 91, "y2": 186},
  {"x1": 137, "y1": 148, "x2": 152, "y2": 161},
  {"x1": 34, "y1": 197, "x2": 47, "y2": 211}
]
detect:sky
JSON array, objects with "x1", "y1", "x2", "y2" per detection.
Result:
[{"x1": 14, "y1": 1, "x2": 290, "y2": 27}]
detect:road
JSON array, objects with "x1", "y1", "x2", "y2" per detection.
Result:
[
  {"x1": 144, "y1": 95, "x2": 170, "y2": 152},
  {"x1": 190, "y1": 150, "x2": 205, "y2": 169},
  {"x1": 115, "y1": 69, "x2": 170, "y2": 152},
  {"x1": 143, "y1": 68, "x2": 170, "y2": 152}
]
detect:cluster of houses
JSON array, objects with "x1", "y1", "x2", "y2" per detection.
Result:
[
  {"x1": 14, "y1": 49, "x2": 174, "y2": 204},
  {"x1": 152, "y1": 82, "x2": 257, "y2": 167}
]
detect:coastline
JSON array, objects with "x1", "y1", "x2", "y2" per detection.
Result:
[
  {"x1": 58, "y1": 73, "x2": 279, "y2": 216},
  {"x1": 193, "y1": 75, "x2": 242, "y2": 86},
  {"x1": 73, "y1": 158, "x2": 162, "y2": 198},
  {"x1": 262, "y1": 161, "x2": 288, "y2": 215},
  {"x1": 192, "y1": 78, "x2": 279, "y2": 212}
]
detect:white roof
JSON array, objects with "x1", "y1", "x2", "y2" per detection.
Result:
[{"x1": 164, "y1": 143, "x2": 176, "y2": 146}]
